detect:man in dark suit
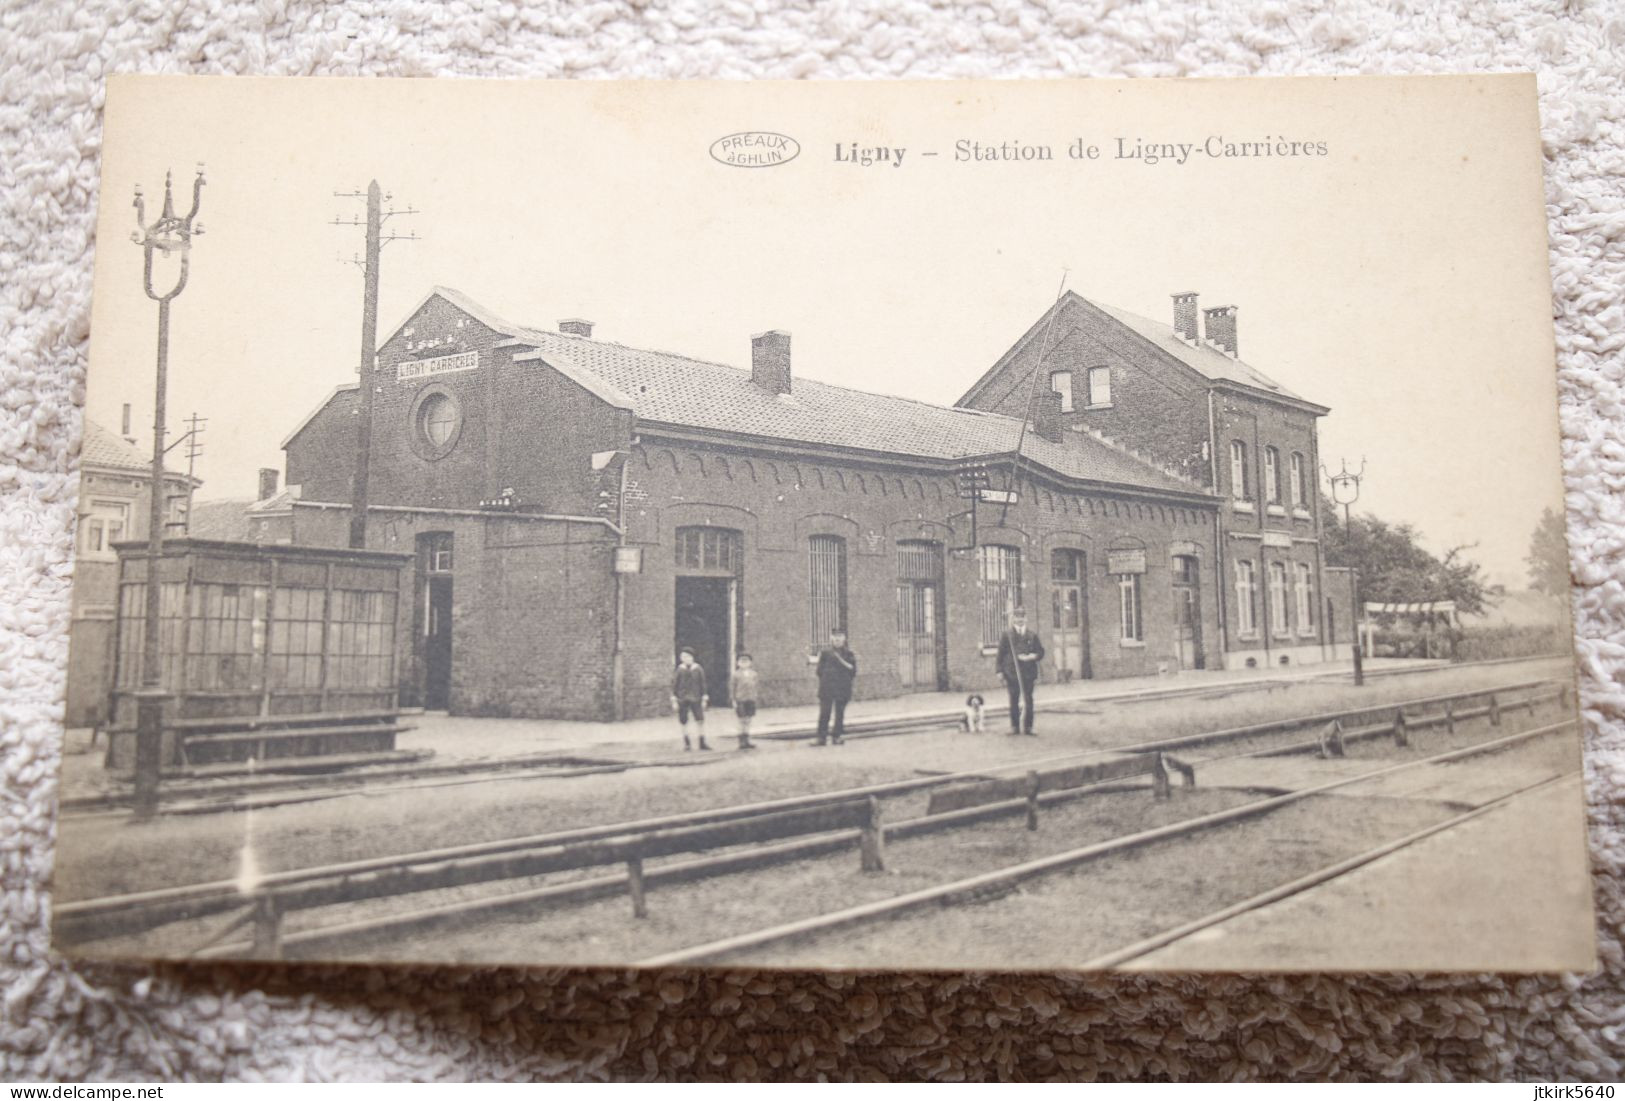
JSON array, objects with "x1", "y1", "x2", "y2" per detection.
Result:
[
  {"x1": 996, "y1": 607, "x2": 1045, "y2": 735},
  {"x1": 814, "y1": 628, "x2": 858, "y2": 746}
]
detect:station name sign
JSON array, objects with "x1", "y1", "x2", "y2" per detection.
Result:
[
  {"x1": 397, "y1": 351, "x2": 478, "y2": 381},
  {"x1": 1106, "y1": 549, "x2": 1147, "y2": 575}
]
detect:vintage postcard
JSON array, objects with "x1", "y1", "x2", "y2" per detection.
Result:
[{"x1": 53, "y1": 75, "x2": 1593, "y2": 972}]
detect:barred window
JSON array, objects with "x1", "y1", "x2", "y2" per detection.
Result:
[
  {"x1": 328, "y1": 589, "x2": 398, "y2": 689},
  {"x1": 808, "y1": 535, "x2": 847, "y2": 644},
  {"x1": 675, "y1": 527, "x2": 740, "y2": 573},
  {"x1": 978, "y1": 544, "x2": 1022, "y2": 647},
  {"x1": 269, "y1": 586, "x2": 326, "y2": 690}
]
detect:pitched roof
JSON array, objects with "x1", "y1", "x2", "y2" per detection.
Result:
[
  {"x1": 442, "y1": 289, "x2": 1208, "y2": 497},
  {"x1": 958, "y1": 291, "x2": 1328, "y2": 412},
  {"x1": 81, "y1": 419, "x2": 153, "y2": 472},
  {"x1": 80, "y1": 419, "x2": 196, "y2": 479},
  {"x1": 1087, "y1": 297, "x2": 1314, "y2": 404}
]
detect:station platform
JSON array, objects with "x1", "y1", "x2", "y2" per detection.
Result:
[{"x1": 380, "y1": 657, "x2": 1452, "y2": 766}]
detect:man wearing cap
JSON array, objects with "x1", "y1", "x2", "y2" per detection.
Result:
[{"x1": 995, "y1": 607, "x2": 1045, "y2": 736}]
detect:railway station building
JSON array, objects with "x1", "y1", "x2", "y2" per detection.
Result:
[{"x1": 276, "y1": 286, "x2": 1337, "y2": 720}]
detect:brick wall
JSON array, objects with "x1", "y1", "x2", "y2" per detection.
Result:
[
  {"x1": 618, "y1": 437, "x2": 1222, "y2": 718},
  {"x1": 963, "y1": 300, "x2": 1214, "y2": 487},
  {"x1": 1213, "y1": 389, "x2": 1329, "y2": 663}
]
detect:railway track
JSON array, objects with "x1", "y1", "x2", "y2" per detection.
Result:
[
  {"x1": 56, "y1": 676, "x2": 1573, "y2": 962},
  {"x1": 59, "y1": 654, "x2": 1571, "y2": 818},
  {"x1": 636, "y1": 718, "x2": 1577, "y2": 966}
]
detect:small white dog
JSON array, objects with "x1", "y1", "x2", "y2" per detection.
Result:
[{"x1": 962, "y1": 693, "x2": 986, "y2": 732}]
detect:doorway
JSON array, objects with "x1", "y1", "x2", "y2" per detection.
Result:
[
  {"x1": 424, "y1": 576, "x2": 453, "y2": 709},
  {"x1": 1172, "y1": 554, "x2": 1203, "y2": 670},
  {"x1": 1050, "y1": 549, "x2": 1091, "y2": 680},
  {"x1": 675, "y1": 575, "x2": 735, "y2": 705},
  {"x1": 417, "y1": 532, "x2": 455, "y2": 710},
  {"x1": 895, "y1": 541, "x2": 947, "y2": 691}
]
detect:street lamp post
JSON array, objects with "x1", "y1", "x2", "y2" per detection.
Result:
[
  {"x1": 1325, "y1": 458, "x2": 1366, "y2": 687},
  {"x1": 130, "y1": 167, "x2": 205, "y2": 817}
]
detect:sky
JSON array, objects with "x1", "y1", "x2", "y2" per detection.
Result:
[{"x1": 87, "y1": 76, "x2": 1564, "y2": 588}]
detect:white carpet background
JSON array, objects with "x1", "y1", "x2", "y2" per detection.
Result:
[{"x1": 2, "y1": 0, "x2": 1622, "y2": 1081}]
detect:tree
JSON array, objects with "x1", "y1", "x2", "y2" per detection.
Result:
[
  {"x1": 1525, "y1": 506, "x2": 1571, "y2": 596},
  {"x1": 1322, "y1": 494, "x2": 1501, "y2": 617}
]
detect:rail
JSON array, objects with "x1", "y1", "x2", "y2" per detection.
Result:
[{"x1": 56, "y1": 676, "x2": 1569, "y2": 958}]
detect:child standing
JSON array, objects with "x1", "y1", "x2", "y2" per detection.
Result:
[
  {"x1": 732, "y1": 653, "x2": 761, "y2": 751},
  {"x1": 671, "y1": 647, "x2": 710, "y2": 751}
]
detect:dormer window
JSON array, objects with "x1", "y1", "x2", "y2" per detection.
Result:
[
  {"x1": 1049, "y1": 370, "x2": 1074, "y2": 413},
  {"x1": 1086, "y1": 366, "x2": 1112, "y2": 408}
]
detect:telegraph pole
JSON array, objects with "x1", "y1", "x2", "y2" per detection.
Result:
[
  {"x1": 130, "y1": 166, "x2": 205, "y2": 817},
  {"x1": 333, "y1": 181, "x2": 417, "y2": 549},
  {"x1": 1325, "y1": 458, "x2": 1367, "y2": 687},
  {"x1": 170, "y1": 412, "x2": 207, "y2": 534}
]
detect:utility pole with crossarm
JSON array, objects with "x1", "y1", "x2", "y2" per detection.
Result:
[{"x1": 332, "y1": 181, "x2": 418, "y2": 549}]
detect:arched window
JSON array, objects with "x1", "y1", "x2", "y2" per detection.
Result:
[
  {"x1": 1229, "y1": 441, "x2": 1250, "y2": 500},
  {"x1": 1295, "y1": 562, "x2": 1315, "y2": 631},
  {"x1": 1235, "y1": 559, "x2": 1258, "y2": 635},
  {"x1": 1290, "y1": 452, "x2": 1307, "y2": 508},
  {"x1": 1269, "y1": 561, "x2": 1290, "y2": 635},
  {"x1": 807, "y1": 535, "x2": 847, "y2": 644},
  {"x1": 977, "y1": 545, "x2": 1022, "y2": 647},
  {"x1": 1264, "y1": 447, "x2": 1281, "y2": 504}
]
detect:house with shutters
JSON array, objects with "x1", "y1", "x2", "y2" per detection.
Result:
[
  {"x1": 275, "y1": 285, "x2": 1339, "y2": 720},
  {"x1": 958, "y1": 290, "x2": 1342, "y2": 672}
]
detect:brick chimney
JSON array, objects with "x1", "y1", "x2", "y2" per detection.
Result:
[
  {"x1": 258, "y1": 468, "x2": 280, "y2": 502},
  {"x1": 559, "y1": 319, "x2": 594, "y2": 338},
  {"x1": 1033, "y1": 389, "x2": 1064, "y2": 442},
  {"x1": 1204, "y1": 305, "x2": 1238, "y2": 357},
  {"x1": 751, "y1": 330, "x2": 792, "y2": 395},
  {"x1": 1172, "y1": 292, "x2": 1201, "y2": 343},
  {"x1": 121, "y1": 403, "x2": 136, "y2": 445}
]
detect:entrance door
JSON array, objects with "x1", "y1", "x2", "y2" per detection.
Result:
[
  {"x1": 675, "y1": 576, "x2": 734, "y2": 705},
  {"x1": 895, "y1": 541, "x2": 947, "y2": 691},
  {"x1": 1172, "y1": 554, "x2": 1203, "y2": 670},
  {"x1": 425, "y1": 575, "x2": 453, "y2": 709},
  {"x1": 1050, "y1": 549, "x2": 1090, "y2": 680}
]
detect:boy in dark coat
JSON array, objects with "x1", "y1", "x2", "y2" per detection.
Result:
[
  {"x1": 670, "y1": 646, "x2": 710, "y2": 751},
  {"x1": 813, "y1": 628, "x2": 858, "y2": 746},
  {"x1": 996, "y1": 607, "x2": 1045, "y2": 735}
]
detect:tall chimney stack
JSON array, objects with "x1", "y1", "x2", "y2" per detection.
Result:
[
  {"x1": 1172, "y1": 292, "x2": 1200, "y2": 343},
  {"x1": 559, "y1": 319, "x2": 594, "y2": 338},
  {"x1": 751, "y1": 330, "x2": 792, "y2": 395},
  {"x1": 258, "y1": 468, "x2": 280, "y2": 502},
  {"x1": 1033, "y1": 389, "x2": 1064, "y2": 442},
  {"x1": 121, "y1": 403, "x2": 134, "y2": 444},
  {"x1": 1204, "y1": 305, "x2": 1238, "y2": 357}
]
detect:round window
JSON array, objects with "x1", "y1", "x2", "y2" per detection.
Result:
[{"x1": 418, "y1": 393, "x2": 460, "y2": 451}]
